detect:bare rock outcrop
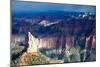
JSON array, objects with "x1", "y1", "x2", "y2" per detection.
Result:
[{"x1": 27, "y1": 32, "x2": 39, "y2": 55}]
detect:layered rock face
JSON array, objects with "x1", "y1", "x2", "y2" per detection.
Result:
[
  {"x1": 27, "y1": 32, "x2": 73, "y2": 53},
  {"x1": 26, "y1": 32, "x2": 59, "y2": 53},
  {"x1": 27, "y1": 32, "x2": 39, "y2": 54},
  {"x1": 26, "y1": 32, "x2": 96, "y2": 55},
  {"x1": 39, "y1": 37, "x2": 57, "y2": 48}
]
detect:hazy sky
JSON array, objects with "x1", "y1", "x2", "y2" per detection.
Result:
[{"x1": 12, "y1": 1, "x2": 96, "y2": 13}]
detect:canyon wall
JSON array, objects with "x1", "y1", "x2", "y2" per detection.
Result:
[{"x1": 26, "y1": 32, "x2": 96, "y2": 54}]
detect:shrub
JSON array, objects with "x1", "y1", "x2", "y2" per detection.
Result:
[
  {"x1": 27, "y1": 55, "x2": 49, "y2": 65},
  {"x1": 39, "y1": 48, "x2": 46, "y2": 55},
  {"x1": 11, "y1": 58, "x2": 20, "y2": 67},
  {"x1": 64, "y1": 45, "x2": 81, "y2": 62}
]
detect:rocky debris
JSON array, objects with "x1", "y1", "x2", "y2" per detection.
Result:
[
  {"x1": 49, "y1": 59, "x2": 64, "y2": 64},
  {"x1": 19, "y1": 52, "x2": 39, "y2": 66},
  {"x1": 39, "y1": 53, "x2": 64, "y2": 64},
  {"x1": 19, "y1": 52, "x2": 28, "y2": 66}
]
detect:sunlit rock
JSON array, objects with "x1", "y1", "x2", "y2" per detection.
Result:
[{"x1": 27, "y1": 32, "x2": 39, "y2": 54}]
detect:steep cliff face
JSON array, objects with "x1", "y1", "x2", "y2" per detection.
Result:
[
  {"x1": 26, "y1": 31, "x2": 96, "y2": 55},
  {"x1": 26, "y1": 32, "x2": 59, "y2": 52},
  {"x1": 26, "y1": 32, "x2": 73, "y2": 56},
  {"x1": 39, "y1": 37, "x2": 57, "y2": 48},
  {"x1": 27, "y1": 32, "x2": 39, "y2": 54}
]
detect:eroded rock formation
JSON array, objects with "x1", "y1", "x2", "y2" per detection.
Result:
[
  {"x1": 26, "y1": 31, "x2": 96, "y2": 57},
  {"x1": 27, "y1": 32, "x2": 39, "y2": 54}
]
